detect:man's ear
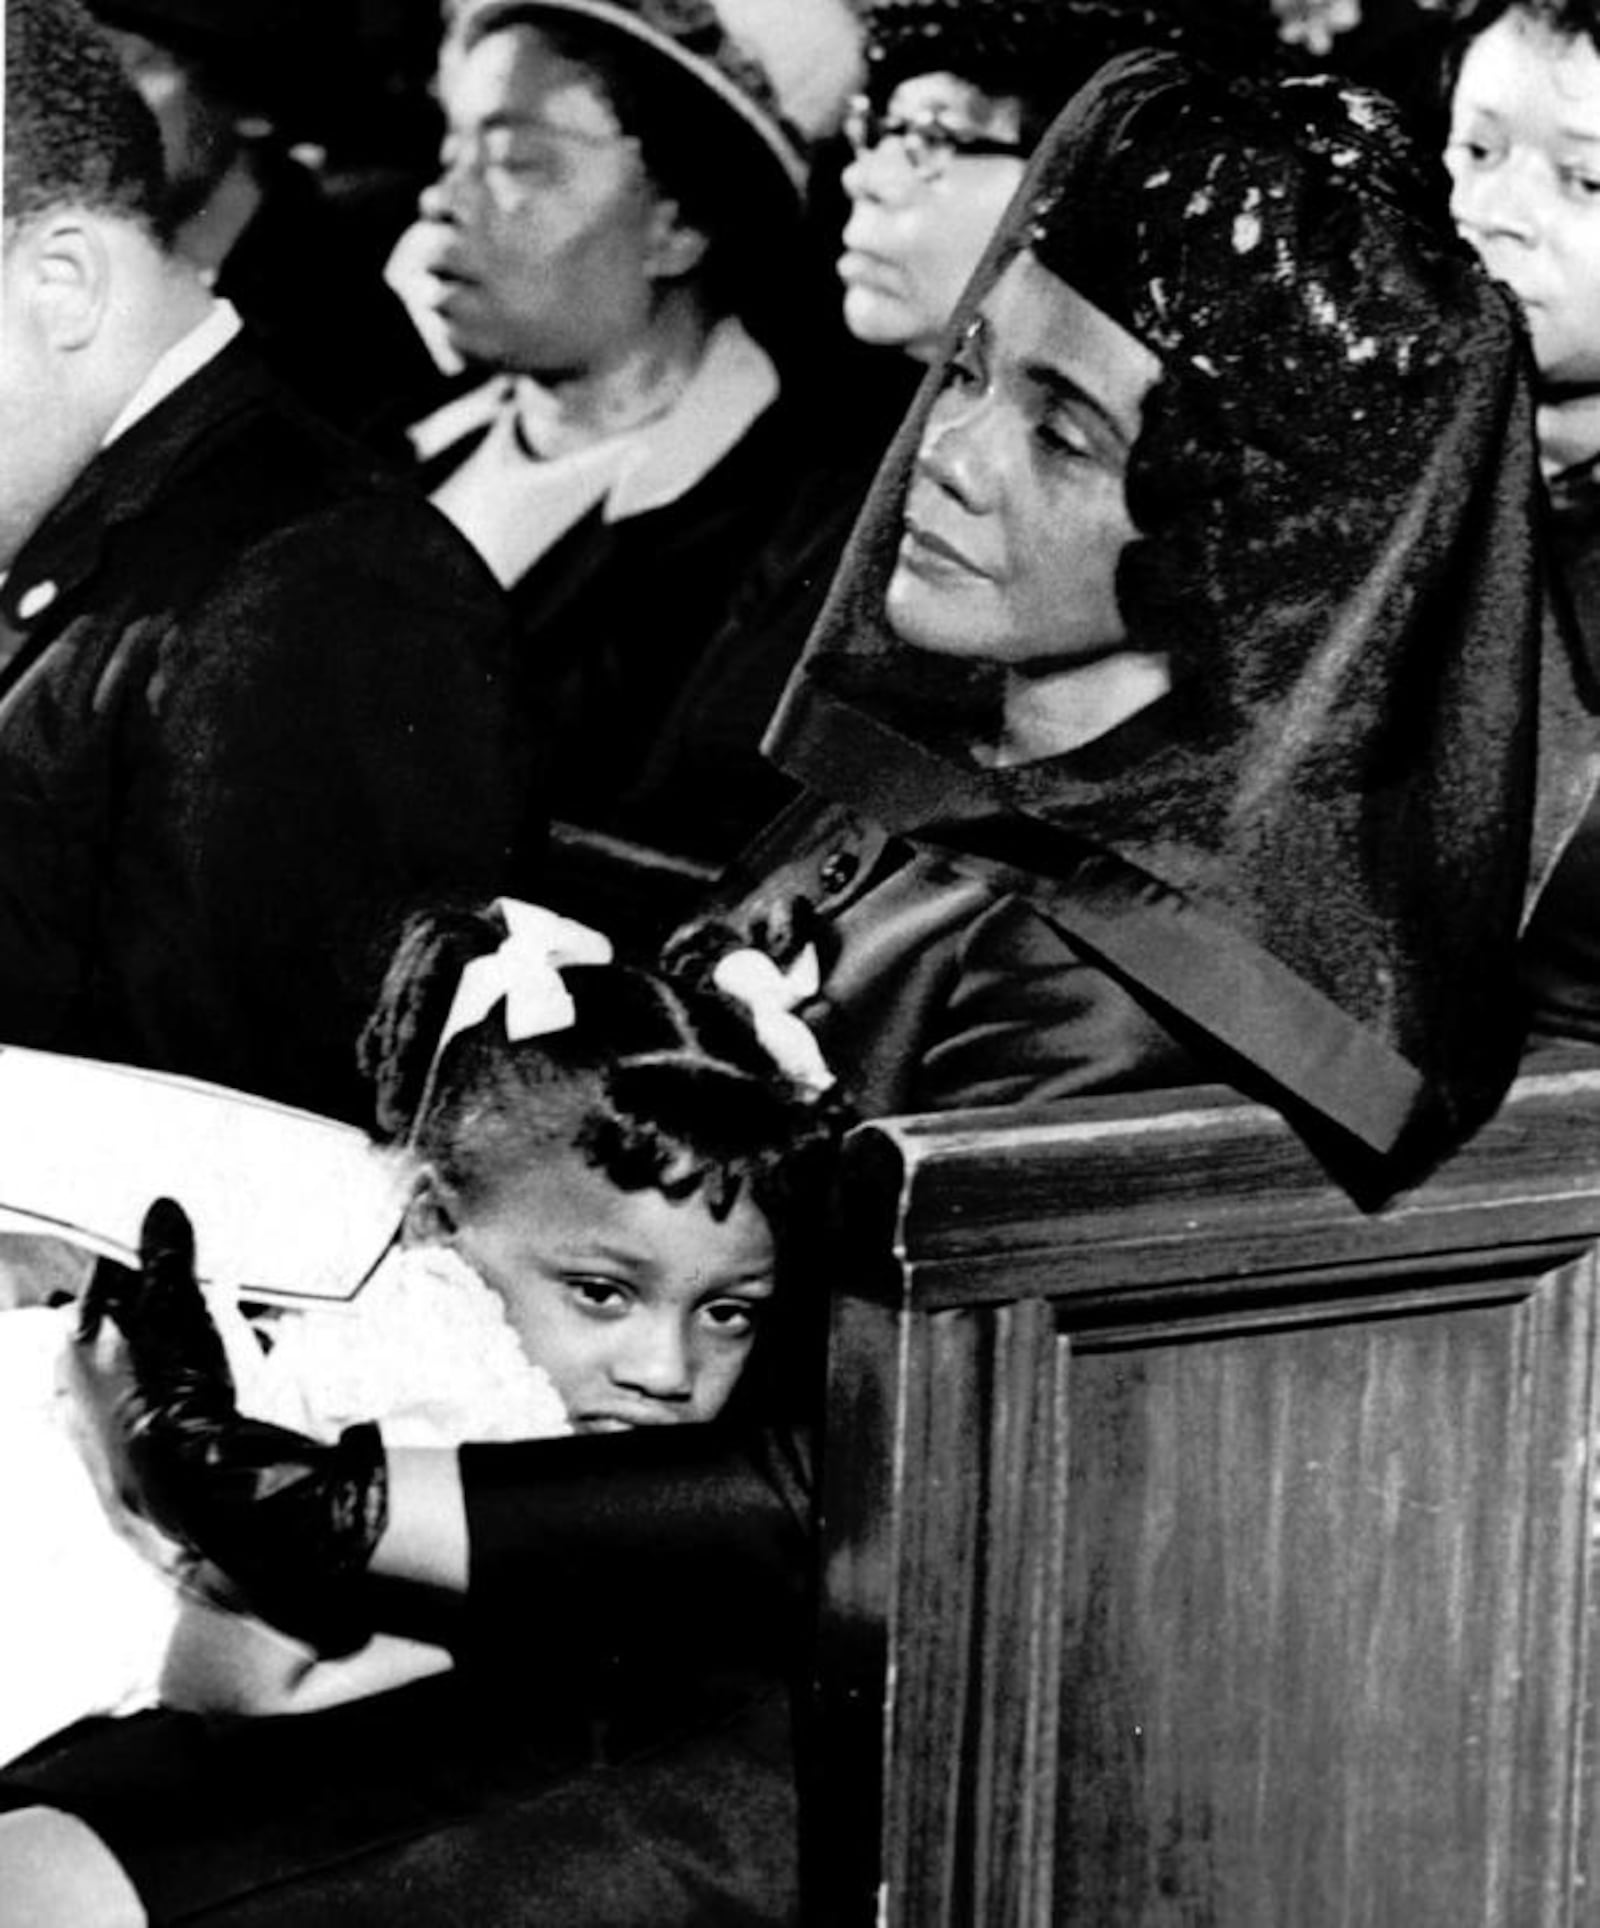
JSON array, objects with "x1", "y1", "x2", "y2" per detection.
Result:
[
  {"x1": 644, "y1": 199, "x2": 710, "y2": 283},
  {"x1": 14, "y1": 213, "x2": 112, "y2": 353},
  {"x1": 400, "y1": 1168, "x2": 464, "y2": 1248}
]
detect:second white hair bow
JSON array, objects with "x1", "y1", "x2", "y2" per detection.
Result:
[
  {"x1": 712, "y1": 945, "x2": 835, "y2": 1097},
  {"x1": 436, "y1": 899, "x2": 614, "y2": 1057}
]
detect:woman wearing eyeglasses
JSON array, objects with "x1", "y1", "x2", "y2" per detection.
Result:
[
  {"x1": 608, "y1": 1, "x2": 1236, "y2": 880},
  {"x1": 377, "y1": 0, "x2": 881, "y2": 899},
  {"x1": 838, "y1": 0, "x2": 1210, "y2": 365}
]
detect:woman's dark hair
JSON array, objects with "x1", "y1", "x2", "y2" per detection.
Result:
[
  {"x1": 862, "y1": 0, "x2": 1279, "y2": 152},
  {"x1": 1440, "y1": 0, "x2": 1600, "y2": 99},
  {"x1": 5, "y1": 0, "x2": 170, "y2": 240}
]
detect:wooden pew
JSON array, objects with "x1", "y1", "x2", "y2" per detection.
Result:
[{"x1": 812, "y1": 1055, "x2": 1600, "y2": 1926}]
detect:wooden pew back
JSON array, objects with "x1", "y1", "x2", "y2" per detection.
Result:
[{"x1": 813, "y1": 1059, "x2": 1600, "y2": 1926}]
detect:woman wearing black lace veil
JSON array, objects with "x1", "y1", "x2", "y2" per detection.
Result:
[
  {"x1": 3, "y1": 46, "x2": 1590, "y2": 1928},
  {"x1": 685, "y1": 43, "x2": 1589, "y2": 1193}
]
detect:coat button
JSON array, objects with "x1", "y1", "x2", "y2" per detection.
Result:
[
  {"x1": 817, "y1": 849, "x2": 859, "y2": 896},
  {"x1": 15, "y1": 580, "x2": 57, "y2": 621}
]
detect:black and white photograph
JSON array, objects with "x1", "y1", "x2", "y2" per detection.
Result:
[{"x1": 2, "y1": 1, "x2": 1600, "y2": 1920}]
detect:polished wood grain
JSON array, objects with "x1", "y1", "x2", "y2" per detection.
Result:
[{"x1": 813, "y1": 1054, "x2": 1600, "y2": 1925}]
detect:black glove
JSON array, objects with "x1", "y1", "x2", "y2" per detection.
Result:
[{"x1": 70, "y1": 1196, "x2": 388, "y2": 1656}]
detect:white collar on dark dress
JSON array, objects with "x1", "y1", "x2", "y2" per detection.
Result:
[{"x1": 418, "y1": 319, "x2": 778, "y2": 587}]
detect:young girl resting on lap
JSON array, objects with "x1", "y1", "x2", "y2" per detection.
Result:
[{"x1": 0, "y1": 897, "x2": 841, "y2": 1761}]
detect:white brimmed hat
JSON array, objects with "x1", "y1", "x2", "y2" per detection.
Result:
[{"x1": 461, "y1": 0, "x2": 863, "y2": 199}]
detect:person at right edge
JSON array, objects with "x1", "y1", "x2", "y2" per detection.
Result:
[
  {"x1": 10, "y1": 42, "x2": 1595, "y2": 1927},
  {"x1": 1442, "y1": 0, "x2": 1600, "y2": 1051}
]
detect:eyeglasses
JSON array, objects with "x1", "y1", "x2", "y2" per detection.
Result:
[
  {"x1": 436, "y1": 122, "x2": 641, "y2": 204},
  {"x1": 843, "y1": 95, "x2": 1025, "y2": 184}
]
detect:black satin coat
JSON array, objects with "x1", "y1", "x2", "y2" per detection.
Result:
[{"x1": 694, "y1": 51, "x2": 1588, "y2": 1187}]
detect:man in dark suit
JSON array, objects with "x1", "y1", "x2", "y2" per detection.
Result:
[{"x1": 0, "y1": 0, "x2": 530, "y2": 1123}]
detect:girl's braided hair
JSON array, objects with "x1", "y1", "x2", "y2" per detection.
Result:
[
  {"x1": 358, "y1": 903, "x2": 849, "y2": 1427},
  {"x1": 358, "y1": 900, "x2": 848, "y2": 1263}
]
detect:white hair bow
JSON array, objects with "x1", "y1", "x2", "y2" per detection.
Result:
[
  {"x1": 712, "y1": 945, "x2": 835, "y2": 1098},
  {"x1": 436, "y1": 899, "x2": 614, "y2": 1058}
]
